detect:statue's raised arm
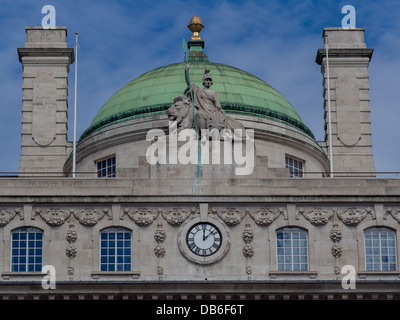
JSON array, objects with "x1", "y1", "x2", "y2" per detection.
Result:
[{"x1": 168, "y1": 67, "x2": 246, "y2": 140}]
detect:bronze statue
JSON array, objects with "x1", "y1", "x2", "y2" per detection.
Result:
[{"x1": 182, "y1": 63, "x2": 246, "y2": 140}]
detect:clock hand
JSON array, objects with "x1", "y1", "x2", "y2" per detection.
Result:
[
  {"x1": 203, "y1": 229, "x2": 206, "y2": 241},
  {"x1": 204, "y1": 230, "x2": 212, "y2": 240}
]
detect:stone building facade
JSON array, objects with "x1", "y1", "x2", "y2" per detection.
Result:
[{"x1": 0, "y1": 22, "x2": 400, "y2": 300}]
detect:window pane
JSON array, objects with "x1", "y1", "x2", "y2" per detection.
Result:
[
  {"x1": 97, "y1": 156, "x2": 116, "y2": 178},
  {"x1": 365, "y1": 228, "x2": 397, "y2": 271},
  {"x1": 11, "y1": 228, "x2": 43, "y2": 272},
  {"x1": 285, "y1": 156, "x2": 304, "y2": 178},
  {"x1": 100, "y1": 228, "x2": 132, "y2": 271},
  {"x1": 277, "y1": 228, "x2": 308, "y2": 271}
]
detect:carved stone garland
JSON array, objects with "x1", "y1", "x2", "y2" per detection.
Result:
[
  {"x1": 73, "y1": 208, "x2": 112, "y2": 226},
  {"x1": 242, "y1": 224, "x2": 254, "y2": 279},
  {"x1": 121, "y1": 208, "x2": 158, "y2": 227},
  {"x1": 161, "y1": 207, "x2": 199, "y2": 226},
  {"x1": 209, "y1": 206, "x2": 247, "y2": 226},
  {"x1": 336, "y1": 207, "x2": 373, "y2": 226},
  {"x1": 298, "y1": 208, "x2": 334, "y2": 226},
  {"x1": 385, "y1": 207, "x2": 400, "y2": 223},
  {"x1": 154, "y1": 223, "x2": 166, "y2": 279},
  {"x1": 34, "y1": 208, "x2": 72, "y2": 226},
  {"x1": 0, "y1": 208, "x2": 23, "y2": 226},
  {"x1": 296, "y1": 207, "x2": 373, "y2": 227},
  {"x1": 248, "y1": 207, "x2": 286, "y2": 226},
  {"x1": 66, "y1": 224, "x2": 78, "y2": 280},
  {"x1": 330, "y1": 223, "x2": 343, "y2": 278}
]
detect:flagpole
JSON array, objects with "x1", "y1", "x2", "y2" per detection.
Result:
[
  {"x1": 72, "y1": 32, "x2": 78, "y2": 178},
  {"x1": 325, "y1": 33, "x2": 334, "y2": 178},
  {"x1": 183, "y1": 39, "x2": 201, "y2": 183}
]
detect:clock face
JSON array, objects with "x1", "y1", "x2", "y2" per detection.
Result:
[{"x1": 186, "y1": 223, "x2": 222, "y2": 256}]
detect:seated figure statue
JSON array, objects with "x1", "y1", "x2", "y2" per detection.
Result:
[{"x1": 167, "y1": 64, "x2": 246, "y2": 141}]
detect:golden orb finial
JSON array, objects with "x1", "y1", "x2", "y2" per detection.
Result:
[{"x1": 187, "y1": 15, "x2": 204, "y2": 40}]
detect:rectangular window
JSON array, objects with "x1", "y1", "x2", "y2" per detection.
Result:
[
  {"x1": 100, "y1": 228, "x2": 131, "y2": 271},
  {"x1": 285, "y1": 156, "x2": 304, "y2": 178},
  {"x1": 11, "y1": 227, "x2": 43, "y2": 272},
  {"x1": 96, "y1": 156, "x2": 116, "y2": 178},
  {"x1": 277, "y1": 228, "x2": 308, "y2": 271},
  {"x1": 365, "y1": 228, "x2": 396, "y2": 271}
]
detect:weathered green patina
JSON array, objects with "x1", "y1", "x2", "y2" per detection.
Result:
[{"x1": 80, "y1": 58, "x2": 314, "y2": 142}]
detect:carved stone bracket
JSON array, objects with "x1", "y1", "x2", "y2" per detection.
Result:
[
  {"x1": 73, "y1": 208, "x2": 111, "y2": 226},
  {"x1": 34, "y1": 208, "x2": 72, "y2": 226},
  {"x1": 298, "y1": 208, "x2": 334, "y2": 226},
  {"x1": 248, "y1": 207, "x2": 286, "y2": 226},
  {"x1": 0, "y1": 208, "x2": 23, "y2": 227},
  {"x1": 209, "y1": 206, "x2": 246, "y2": 226},
  {"x1": 336, "y1": 207, "x2": 373, "y2": 226},
  {"x1": 121, "y1": 208, "x2": 159, "y2": 227}
]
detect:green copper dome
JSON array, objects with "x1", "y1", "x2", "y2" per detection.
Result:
[{"x1": 79, "y1": 57, "x2": 314, "y2": 142}]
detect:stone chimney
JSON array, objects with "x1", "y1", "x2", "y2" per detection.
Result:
[
  {"x1": 18, "y1": 27, "x2": 74, "y2": 176},
  {"x1": 316, "y1": 28, "x2": 375, "y2": 176}
]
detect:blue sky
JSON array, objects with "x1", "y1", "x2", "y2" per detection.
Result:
[{"x1": 0, "y1": 0, "x2": 399, "y2": 174}]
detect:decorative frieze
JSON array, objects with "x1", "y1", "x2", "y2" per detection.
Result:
[{"x1": 0, "y1": 204, "x2": 382, "y2": 230}]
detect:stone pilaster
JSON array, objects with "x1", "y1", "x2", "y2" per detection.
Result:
[
  {"x1": 18, "y1": 27, "x2": 74, "y2": 176},
  {"x1": 316, "y1": 28, "x2": 375, "y2": 176}
]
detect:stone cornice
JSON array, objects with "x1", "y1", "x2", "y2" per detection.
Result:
[
  {"x1": 315, "y1": 48, "x2": 374, "y2": 65},
  {"x1": 0, "y1": 280, "x2": 399, "y2": 300},
  {"x1": 18, "y1": 47, "x2": 75, "y2": 64}
]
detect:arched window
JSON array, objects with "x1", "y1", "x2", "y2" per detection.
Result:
[
  {"x1": 276, "y1": 227, "x2": 308, "y2": 271},
  {"x1": 364, "y1": 227, "x2": 397, "y2": 271},
  {"x1": 11, "y1": 227, "x2": 43, "y2": 272},
  {"x1": 100, "y1": 227, "x2": 131, "y2": 271}
]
